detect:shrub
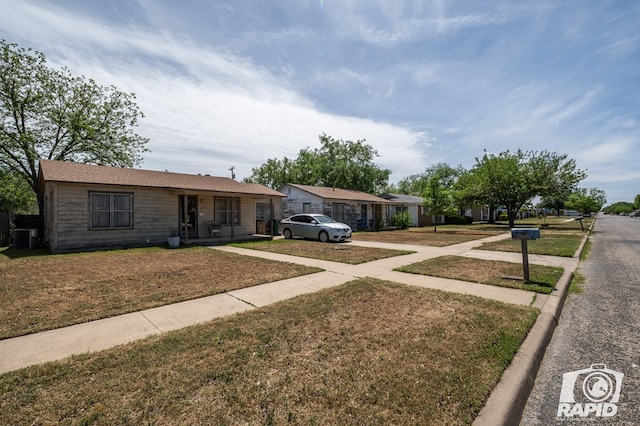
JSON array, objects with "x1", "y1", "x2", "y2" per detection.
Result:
[
  {"x1": 391, "y1": 211, "x2": 412, "y2": 229},
  {"x1": 444, "y1": 215, "x2": 473, "y2": 225}
]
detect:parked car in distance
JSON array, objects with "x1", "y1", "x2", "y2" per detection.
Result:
[
  {"x1": 563, "y1": 210, "x2": 581, "y2": 216},
  {"x1": 279, "y1": 214, "x2": 352, "y2": 242}
]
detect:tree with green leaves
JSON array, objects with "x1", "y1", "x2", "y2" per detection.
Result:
[
  {"x1": 602, "y1": 201, "x2": 636, "y2": 215},
  {"x1": 538, "y1": 197, "x2": 566, "y2": 217},
  {"x1": 635, "y1": 194, "x2": 640, "y2": 209},
  {"x1": 395, "y1": 172, "x2": 430, "y2": 195},
  {"x1": 565, "y1": 188, "x2": 607, "y2": 215},
  {"x1": 421, "y1": 165, "x2": 459, "y2": 232},
  {"x1": 468, "y1": 149, "x2": 586, "y2": 228},
  {"x1": 245, "y1": 133, "x2": 391, "y2": 193},
  {"x1": 395, "y1": 163, "x2": 466, "y2": 197},
  {"x1": 0, "y1": 40, "x2": 149, "y2": 215},
  {"x1": 0, "y1": 167, "x2": 37, "y2": 213}
]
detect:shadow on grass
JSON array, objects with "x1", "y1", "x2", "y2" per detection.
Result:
[{"x1": 0, "y1": 246, "x2": 52, "y2": 260}]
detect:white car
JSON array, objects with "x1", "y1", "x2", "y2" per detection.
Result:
[{"x1": 279, "y1": 214, "x2": 352, "y2": 242}]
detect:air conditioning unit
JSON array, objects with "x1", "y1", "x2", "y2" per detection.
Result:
[{"x1": 13, "y1": 228, "x2": 38, "y2": 249}]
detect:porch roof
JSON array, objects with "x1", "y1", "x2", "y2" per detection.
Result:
[{"x1": 39, "y1": 159, "x2": 285, "y2": 197}]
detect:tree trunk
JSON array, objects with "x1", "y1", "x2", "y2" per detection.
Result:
[
  {"x1": 488, "y1": 206, "x2": 496, "y2": 224},
  {"x1": 508, "y1": 209, "x2": 516, "y2": 228}
]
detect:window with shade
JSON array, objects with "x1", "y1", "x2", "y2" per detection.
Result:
[{"x1": 90, "y1": 192, "x2": 133, "y2": 229}]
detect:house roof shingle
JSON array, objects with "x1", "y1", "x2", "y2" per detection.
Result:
[
  {"x1": 283, "y1": 183, "x2": 390, "y2": 203},
  {"x1": 39, "y1": 159, "x2": 285, "y2": 197},
  {"x1": 379, "y1": 193, "x2": 424, "y2": 204}
]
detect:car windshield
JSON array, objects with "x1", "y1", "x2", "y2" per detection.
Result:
[{"x1": 314, "y1": 215, "x2": 336, "y2": 223}]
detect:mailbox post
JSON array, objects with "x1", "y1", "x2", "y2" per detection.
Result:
[{"x1": 510, "y1": 228, "x2": 540, "y2": 282}]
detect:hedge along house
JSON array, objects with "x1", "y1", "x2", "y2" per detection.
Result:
[
  {"x1": 278, "y1": 183, "x2": 391, "y2": 231},
  {"x1": 38, "y1": 160, "x2": 285, "y2": 253}
]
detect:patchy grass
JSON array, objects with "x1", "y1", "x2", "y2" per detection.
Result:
[
  {"x1": 352, "y1": 227, "x2": 503, "y2": 247},
  {"x1": 568, "y1": 271, "x2": 586, "y2": 294},
  {"x1": 396, "y1": 255, "x2": 564, "y2": 294},
  {"x1": 477, "y1": 232, "x2": 584, "y2": 257},
  {"x1": 231, "y1": 239, "x2": 414, "y2": 264},
  {"x1": 579, "y1": 238, "x2": 592, "y2": 261},
  {"x1": 0, "y1": 279, "x2": 538, "y2": 425},
  {"x1": 0, "y1": 246, "x2": 322, "y2": 339}
]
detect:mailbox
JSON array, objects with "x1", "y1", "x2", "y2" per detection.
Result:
[{"x1": 510, "y1": 228, "x2": 540, "y2": 240}]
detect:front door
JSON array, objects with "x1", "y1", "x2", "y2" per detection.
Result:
[
  {"x1": 373, "y1": 204, "x2": 383, "y2": 230},
  {"x1": 360, "y1": 204, "x2": 368, "y2": 229},
  {"x1": 179, "y1": 195, "x2": 198, "y2": 238}
]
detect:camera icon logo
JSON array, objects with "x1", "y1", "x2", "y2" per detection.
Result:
[{"x1": 557, "y1": 364, "x2": 624, "y2": 418}]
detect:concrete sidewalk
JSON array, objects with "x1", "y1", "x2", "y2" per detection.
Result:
[{"x1": 0, "y1": 232, "x2": 577, "y2": 375}]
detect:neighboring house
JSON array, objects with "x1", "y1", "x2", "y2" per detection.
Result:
[
  {"x1": 38, "y1": 160, "x2": 285, "y2": 253},
  {"x1": 378, "y1": 193, "x2": 449, "y2": 227},
  {"x1": 279, "y1": 183, "x2": 390, "y2": 231},
  {"x1": 467, "y1": 206, "x2": 495, "y2": 222},
  {"x1": 378, "y1": 193, "x2": 423, "y2": 227}
]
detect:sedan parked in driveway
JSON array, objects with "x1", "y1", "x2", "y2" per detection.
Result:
[{"x1": 279, "y1": 214, "x2": 352, "y2": 242}]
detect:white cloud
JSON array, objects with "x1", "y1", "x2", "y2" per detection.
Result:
[
  {"x1": 1, "y1": 0, "x2": 638, "y2": 202},
  {"x1": 1, "y1": 1, "x2": 429, "y2": 182}
]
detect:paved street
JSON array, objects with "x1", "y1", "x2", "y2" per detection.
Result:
[{"x1": 521, "y1": 214, "x2": 640, "y2": 425}]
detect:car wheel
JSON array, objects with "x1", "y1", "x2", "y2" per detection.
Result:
[
  {"x1": 318, "y1": 230, "x2": 329, "y2": 242},
  {"x1": 283, "y1": 228, "x2": 292, "y2": 239}
]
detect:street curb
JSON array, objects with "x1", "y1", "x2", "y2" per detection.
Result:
[{"x1": 473, "y1": 230, "x2": 590, "y2": 426}]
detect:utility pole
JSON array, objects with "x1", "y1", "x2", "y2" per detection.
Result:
[{"x1": 229, "y1": 166, "x2": 236, "y2": 180}]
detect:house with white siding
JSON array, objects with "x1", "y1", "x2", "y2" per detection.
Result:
[
  {"x1": 38, "y1": 160, "x2": 285, "y2": 252},
  {"x1": 278, "y1": 183, "x2": 391, "y2": 231}
]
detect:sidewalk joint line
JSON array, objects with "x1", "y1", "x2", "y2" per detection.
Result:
[
  {"x1": 139, "y1": 311, "x2": 162, "y2": 334},
  {"x1": 226, "y1": 293, "x2": 257, "y2": 308}
]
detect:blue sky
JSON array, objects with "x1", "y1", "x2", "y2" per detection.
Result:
[{"x1": 1, "y1": 1, "x2": 638, "y2": 203}]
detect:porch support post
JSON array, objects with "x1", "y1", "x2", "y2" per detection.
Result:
[
  {"x1": 270, "y1": 198, "x2": 274, "y2": 238},
  {"x1": 183, "y1": 195, "x2": 188, "y2": 242},
  {"x1": 230, "y1": 197, "x2": 236, "y2": 239}
]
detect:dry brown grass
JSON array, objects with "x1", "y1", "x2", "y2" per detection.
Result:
[
  {"x1": 352, "y1": 227, "x2": 503, "y2": 246},
  {"x1": 0, "y1": 279, "x2": 538, "y2": 425},
  {"x1": 0, "y1": 247, "x2": 321, "y2": 339},
  {"x1": 232, "y1": 239, "x2": 414, "y2": 263},
  {"x1": 397, "y1": 255, "x2": 564, "y2": 294}
]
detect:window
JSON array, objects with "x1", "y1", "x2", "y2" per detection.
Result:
[
  {"x1": 292, "y1": 215, "x2": 311, "y2": 223},
  {"x1": 303, "y1": 202, "x2": 311, "y2": 213},
  {"x1": 90, "y1": 192, "x2": 132, "y2": 229},
  {"x1": 215, "y1": 197, "x2": 240, "y2": 225}
]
